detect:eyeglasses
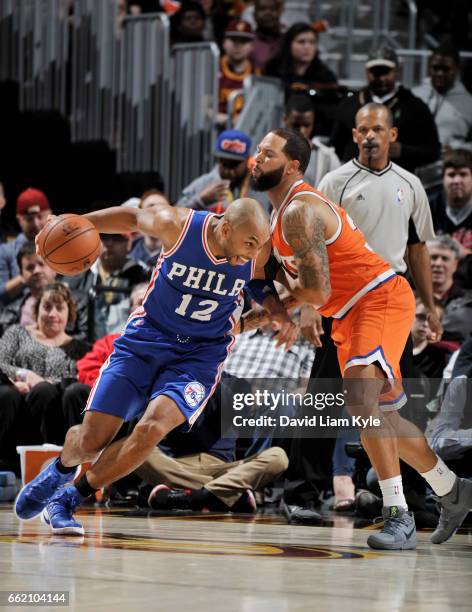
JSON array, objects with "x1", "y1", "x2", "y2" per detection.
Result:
[{"x1": 415, "y1": 313, "x2": 428, "y2": 322}]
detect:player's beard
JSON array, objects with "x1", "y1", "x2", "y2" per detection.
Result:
[{"x1": 250, "y1": 165, "x2": 285, "y2": 191}]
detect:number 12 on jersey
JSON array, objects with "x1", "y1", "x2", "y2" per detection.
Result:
[{"x1": 175, "y1": 294, "x2": 219, "y2": 321}]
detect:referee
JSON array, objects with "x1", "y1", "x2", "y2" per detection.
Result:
[{"x1": 318, "y1": 102, "x2": 442, "y2": 345}]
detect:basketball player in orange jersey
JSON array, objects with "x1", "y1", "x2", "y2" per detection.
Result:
[{"x1": 250, "y1": 127, "x2": 472, "y2": 550}]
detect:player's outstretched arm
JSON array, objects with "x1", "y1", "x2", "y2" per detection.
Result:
[
  {"x1": 281, "y1": 199, "x2": 331, "y2": 306},
  {"x1": 84, "y1": 205, "x2": 189, "y2": 252}
]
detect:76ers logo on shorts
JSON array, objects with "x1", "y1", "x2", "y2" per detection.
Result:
[{"x1": 184, "y1": 382, "x2": 205, "y2": 407}]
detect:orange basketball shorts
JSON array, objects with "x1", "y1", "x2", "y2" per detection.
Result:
[{"x1": 331, "y1": 275, "x2": 416, "y2": 411}]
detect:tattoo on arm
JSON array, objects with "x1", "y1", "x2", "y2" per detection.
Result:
[{"x1": 282, "y1": 201, "x2": 331, "y2": 296}]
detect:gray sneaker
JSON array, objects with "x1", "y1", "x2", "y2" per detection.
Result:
[
  {"x1": 367, "y1": 506, "x2": 416, "y2": 550},
  {"x1": 431, "y1": 477, "x2": 472, "y2": 544}
]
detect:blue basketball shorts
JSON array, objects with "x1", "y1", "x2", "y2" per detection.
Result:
[{"x1": 85, "y1": 315, "x2": 234, "y2": 427}]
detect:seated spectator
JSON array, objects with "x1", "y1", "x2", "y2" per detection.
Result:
[
  {"x1": 413, "y1": 44, "x2": 472, "y2": 153},
  {"x1": 427, "y1": 337, "x2": 472, "y2": 475},
  {"x1": 412, "y1": 297, "x2": 452, "y2": 379},
  {"x1": 249, "y1": 0, "x2": 285, "y2": 71},
  {"x1": 170, "y1": 1, "x2": 206, "y2": 44},
  {"x1": 176, "y1": 129, "x2": 269, "y2": 212},
  {"x1": 428, "y1": 235, "x2": 472, "y2": 342},
  {"x1": 330, "y1": 45, "x2": 441, "y2": 172},
  {"x1": 265, "y1": 22, "x2": 337, "y2": 96},
  {"x1": 63, "y1": 283, "x2": 149, "y2": 430},
  {"x1": 223, "y1": 295, "x2": 315, "y2": 457},
  {"x1": 0, "y1": 243, "x2": 89, "y2": 339},
  {"x1": 65, "y1": 232, "x2": 150, "y2": 340},
  {"x1": 141, "y1": 385, "x2": 289, "y2": 513},
  {"x1": 218, "y1": 20, "x2": 260, "y2": 126},
  {"x1": 129, "y1": 191, "x2": 165, "y2": 266},
  {"x1": 0, "y1": 188, "x2": 52, "y2": 304},
  {"x1": 0, "y1": 283, "x2": 89, "y2": 451},
  {"x1": 429, "y1": 149, "x2": 472, "y2": 253},
  {"x1": 282, "y1": 93, "x2": 340, "y2": 186}
]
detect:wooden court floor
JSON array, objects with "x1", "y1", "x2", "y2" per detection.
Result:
[{"x1": 1, "y1": 504, "x2": 471, "y2": 611}]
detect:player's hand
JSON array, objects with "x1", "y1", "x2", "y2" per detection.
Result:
[
  {"x1": 35, "y1": 214, "x2": 59, "y2": 255},
  {"x1": 271, "y1": 312, "x2": 299, "y2": 351},
  {"x1": 299, "y1": 305, "x2": 323, "y2": 347},
  {"x1": 200, "y1": 181, "x2": 230, "y2": 205},
  {"x1": 426, "y1": 310, "x2": 443, "y2": 343}
]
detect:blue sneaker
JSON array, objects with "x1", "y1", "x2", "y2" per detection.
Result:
[
  {"x1": 41, "y1": 486, "x2": 85, "y2": 535},
  {"x1": 15, "y1": 459, "x2": 79, "y2": 521}
]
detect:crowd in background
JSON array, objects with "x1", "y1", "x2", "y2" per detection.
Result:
[{"x1": 0, "y1": 0, "x2": 471, "y2": 519}]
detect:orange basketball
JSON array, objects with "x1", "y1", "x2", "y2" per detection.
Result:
[{"x1": 37, "y1": 214, "x2": 101, "y2": 276}]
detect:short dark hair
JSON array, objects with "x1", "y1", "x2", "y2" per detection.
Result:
[
  {"x1": 285, "y1": 94, "x2": 316, "y2": 115},
  {"x1": 431, "y1": 43, "x2": 460, "y2": 66},
  {"x1": 443, "y1": 149, "x2": 472, "y2": 174},
  {"x1": 270, "y1": 127, "x2": 312, "y2": 174},
  {"x1": 17, "y1": 242, "x2": 38, "y2": 270},
  {"x1": 34, "y1": 282, "x2": 77, "y2": 325},
  {"x1": 139, "y1": 189, "x2": 170, "y2": 208}
]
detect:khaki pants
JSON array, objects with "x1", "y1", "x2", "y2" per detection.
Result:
[{"x1": 136, "y1": 447, "x2": 288, "y2": 508}]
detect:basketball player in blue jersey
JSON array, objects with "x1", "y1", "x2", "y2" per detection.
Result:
[{"x1": 16, "y1": 197, "x2": 297, "y2": 535}]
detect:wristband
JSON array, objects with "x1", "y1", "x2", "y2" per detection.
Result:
[{"x1": 245, "y1": 279, "x2": 277, "y2": 305}]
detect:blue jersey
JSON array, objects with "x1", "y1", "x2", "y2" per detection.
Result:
[{"x1": 140, "y1": 210, "x2": 255, "y2": 339}]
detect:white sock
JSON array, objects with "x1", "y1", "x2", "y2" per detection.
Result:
[
  {"x1": 420, "y1": 457, "x2": 456, "y2": 497},
  {"x1": 379, "y1": 475, "x2": 408, "y2": 510}
]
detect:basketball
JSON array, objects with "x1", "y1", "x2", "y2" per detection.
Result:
[{"x1": 37, "y1": 214, "x2": 101, "y2": 276}]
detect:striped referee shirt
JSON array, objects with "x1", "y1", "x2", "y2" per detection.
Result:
[{"x1": 318, "y1": 159, "x2": 436, "y2": 273}]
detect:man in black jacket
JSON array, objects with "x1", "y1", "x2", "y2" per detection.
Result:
[{"x1": 330, "y1": 46, "x2": 441, "y2": 172}]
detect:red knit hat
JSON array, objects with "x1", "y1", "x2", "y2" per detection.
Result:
[{"x1": 16, "y1": 188, "x2": 50, "y2": 215}]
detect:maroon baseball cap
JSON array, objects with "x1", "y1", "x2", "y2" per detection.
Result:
[
  {"x1": 224, "y1": 20, "x2": 254, "y2": 40},
  {"x1": 16, "y1": 188, "x2": 51, "y2": 215}
]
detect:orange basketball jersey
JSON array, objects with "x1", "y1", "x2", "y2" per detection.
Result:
[{"x1": 271, "y1": 180, "x2": 395, "y2": 318}]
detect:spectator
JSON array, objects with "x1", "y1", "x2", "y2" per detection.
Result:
[
  {"x1": 413, "y1": 44, "x2": 472, "y2": 153},
  {"x1": 412, "y1": 298, "x2": 450, "y2": 379},
  {"x1": 65, "y1": 232, "x2": 150, "y2": 340},
  {"x1": 330, "y1": 46, "x2": 441, "y2": 172},
  {"x1": 249, "y1": 0, "x2": 285, "y2": 71},
  {"x1": 265, "y1": 22, "x2": 337, "y2": 95},
  {"x1": 177, "y1": 129, "x2": 269, "y2": 212},
  {"x1": 0, "y1": 243, "x2": 89, "y2": 339},
  {"x1": 429, "y1": 149, "x2": 472, "y2": 253},
  {"x1": 218, "y1": 20, "x2": 260, "y2": 126},
  {"x1": 129, "y1": 191, "x2": 165, "y2": 266},
  {"x1": 170, "y1": 1, "x2": 206, "y2": 44},
  {"x1": 283, "y1": 93, "x2": 340, "y2": 186},
  {"x1": 427, "y1": 235, "x2": 472, "y2": 342},
  {"x1": 427, "y1": 337, "x2": 472, "y2": 471},
  {"x1": 142, "y1": 385, "x2": 289, "y2": 513},
  {"x1": 0, "y1": 283, "x2": 89, "y2": 448},
  {"x1": 0, "y1": 188, "x2": 52, "y2": 304},
  {"x1": 223, "y1": 294, "x2": 315, "y2": 457}
]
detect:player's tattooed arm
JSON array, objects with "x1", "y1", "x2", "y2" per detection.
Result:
[{"x1": 281, "y1": 199, "x2": 331, "y2": 305}]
